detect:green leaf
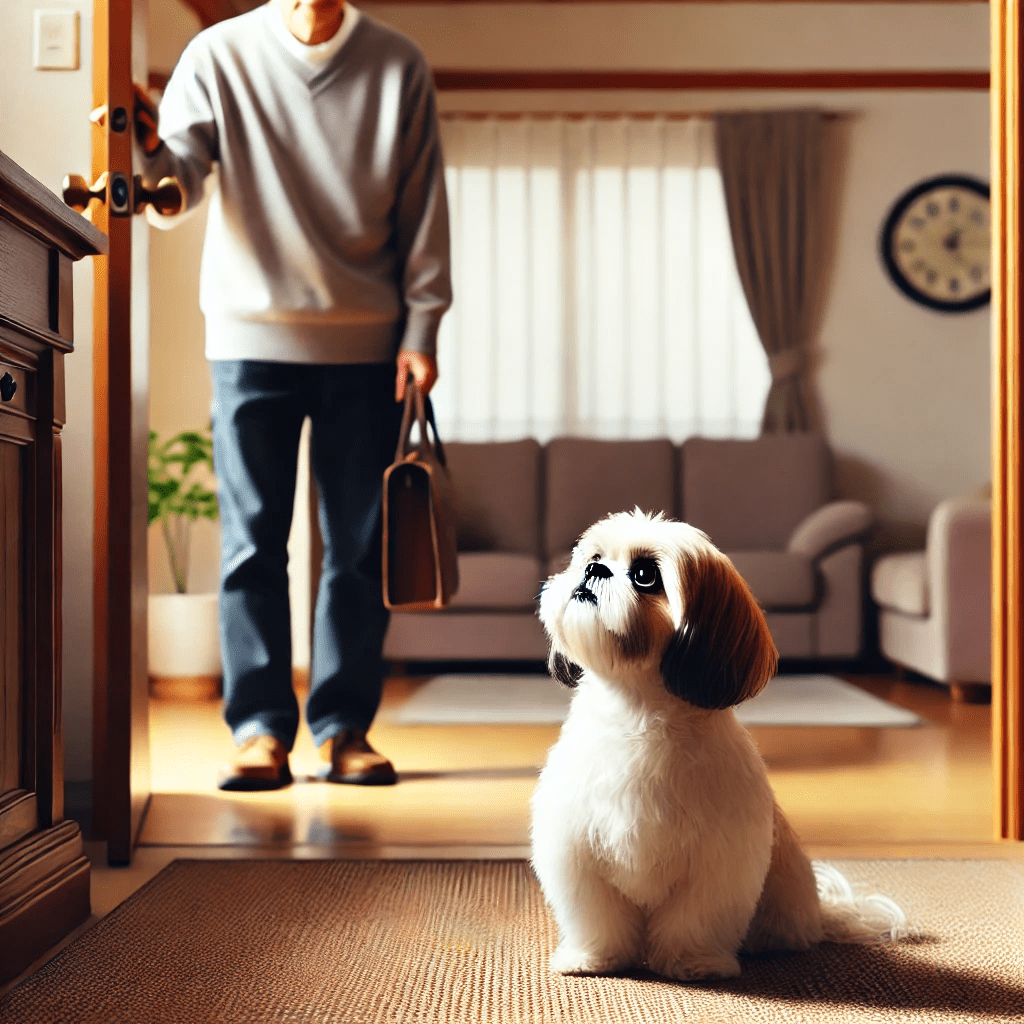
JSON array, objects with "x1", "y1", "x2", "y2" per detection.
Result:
[{"x1": 148, "y1": 424, "x2": 220, "y2": 592}]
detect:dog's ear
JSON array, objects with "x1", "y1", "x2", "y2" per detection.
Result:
[
  {"x1": 549, "y1": 650, "x2": 583, "y2": 688},
  {"x1": 660, "y1": 550, "x2": 778, "y2": 709}
]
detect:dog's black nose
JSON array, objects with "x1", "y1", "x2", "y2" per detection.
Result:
[{"x1": 584, "y1": 561, "x2": 613, "y2": 581}]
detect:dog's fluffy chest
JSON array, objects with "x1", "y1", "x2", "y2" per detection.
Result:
[
  {"x1": 575, "y1": 729, "x2": 680, "y2": 847},
  {"x1": 576, "y1": 745, "x2": 685, "y2": 903},
  {"x1": 532, "y1": 688, "x2": 774, "y2": 910},
  {"x1": 534, "y1": 704, "x2": 698, "y2": 903}
]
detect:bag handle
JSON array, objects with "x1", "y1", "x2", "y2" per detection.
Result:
[{"x1": 394, "y1": 375, "x2": 447, "y2": 467}]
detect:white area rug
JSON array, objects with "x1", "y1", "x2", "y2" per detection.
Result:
[{"x1": 388, "y1": 673, "x2": 923, "y2": 727}]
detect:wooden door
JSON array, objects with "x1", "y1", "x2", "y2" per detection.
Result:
[
  {"x1": 991, "y1": 0, "x2": 1024, "y2": 841},
  {"x1": 84, "y1": 0, "x2": 152, "y2": 866}
]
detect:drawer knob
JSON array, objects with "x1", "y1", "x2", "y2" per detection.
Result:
[{"x1": 0, "y1": 373, "x2": 16, "y2": 403}]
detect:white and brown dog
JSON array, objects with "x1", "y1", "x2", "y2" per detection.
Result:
[{"x1": 531, "y1": 510, "x2": 909, "y2": 981}]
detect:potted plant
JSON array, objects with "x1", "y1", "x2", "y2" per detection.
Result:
[{"x1": 147, "y1": 426, "x2": 222, "y2": 698}]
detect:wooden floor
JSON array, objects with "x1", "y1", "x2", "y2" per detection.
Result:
[
  {"x1": 140, "y1": 672, "x2": 1002, "y2": 856},
  {"x1": 121, "y1": 670, "x2": 1023, "y2": 892},
  {"x1": 6, "y1": 669, "x2": 1022, "y2": 995}
]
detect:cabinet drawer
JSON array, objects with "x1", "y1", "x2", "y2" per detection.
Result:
[{"x1": 0, "y1": 220, "x2": 51, "y2": 336}]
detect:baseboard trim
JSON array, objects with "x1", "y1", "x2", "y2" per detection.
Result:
[
  {"x1": 149, "y1": 674, "x2": 222, "y2": 701},
  {"x1": 0, "y1": 821, "x2": 91, "y2": 984},
  {"x1": 0, "y1": 791, "x2": 38, "y2": 853}
]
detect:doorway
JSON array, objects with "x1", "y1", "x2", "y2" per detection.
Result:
[{"x1": 131, "y1": 1, "x2": 1017, "y2": 870}]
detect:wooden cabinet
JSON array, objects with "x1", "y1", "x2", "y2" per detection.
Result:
[{"x1": 0, "y1": 150, "x2": 106, "y2": 983}]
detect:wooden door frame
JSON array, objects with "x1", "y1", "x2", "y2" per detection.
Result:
[
  {"x1": 90, "y1": 0, "x2": 151, "y2": 866},
  {"x1": 112, "y1": 0, "x2": 1024, "y2": 848},
  {"x1": 992, "y1": 0, "x2": 1023, "y2": 842}
]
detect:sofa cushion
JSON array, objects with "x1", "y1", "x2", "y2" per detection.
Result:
[
  {"x1": 871, "y1": 552, "x2": 928, "y2": 616},
  {"x1": 445, "y1": 439, "x2": 542, "y2": 556},
  {"x1": 681, "y1": 434, "x2": 832, "y2": 551},
  {"x1": 447, "y1": 552, "x2": 545, "y2": 611},
  {"x1": 726, "y1": 551, "x2": 817, "y2": 610},
  {"x1": 544, "y1": 438, "x2": 677, "y2": 557}
]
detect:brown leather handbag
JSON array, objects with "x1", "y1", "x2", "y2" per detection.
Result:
[{"x1": 382, "y1": 383, "x2": 460, "y2": 610}]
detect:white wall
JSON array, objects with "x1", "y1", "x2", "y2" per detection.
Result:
[
  {"x1": 370, "y1": 2, "x2": 987, "y2": 72},
  {"x1": 816, "y1": 90, "x2": 990, "y2": 549},
  {"x1": 0, "y1": 0, "x2": 96, "y2": 781}
]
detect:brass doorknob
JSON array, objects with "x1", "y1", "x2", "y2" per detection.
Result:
[
  {"x1": 133, "y1": 175, "x2": 182, "y2": 216},
  {"x1": 62, "y1": 171, "x2": 108, "y2": 212}
]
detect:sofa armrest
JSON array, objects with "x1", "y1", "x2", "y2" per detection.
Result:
[{"x1": 787, "y1": 500, "x2": 874, "y2": 560}]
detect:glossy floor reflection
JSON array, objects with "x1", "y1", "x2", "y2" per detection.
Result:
[{"x1": 141, "y1": 672, "x2": 1000, "y2": 855}]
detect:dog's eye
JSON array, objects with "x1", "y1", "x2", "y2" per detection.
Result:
[{"x1": 629, "y1": 558, "x2": 662, "y2": 592}]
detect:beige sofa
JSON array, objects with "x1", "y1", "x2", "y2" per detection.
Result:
[
  {"x1": 382, "y1": 433, "x2": 874, "y2": 663},
  {"x1": 870, "y1": 497, "x2": 991, "y2": 699}
]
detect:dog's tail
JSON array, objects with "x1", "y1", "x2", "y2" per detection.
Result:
[{"x1": 813, "y1": 862, "x2": 917, "y2": 944}]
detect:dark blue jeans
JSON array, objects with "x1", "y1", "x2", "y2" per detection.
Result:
[{"x1": 210, "y1": 360, "x2": 403, "y2": 751}]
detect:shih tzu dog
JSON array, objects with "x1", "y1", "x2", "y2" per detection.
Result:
[{"x1": 531, "y1": 510, "x2": 910, "y2": 981}]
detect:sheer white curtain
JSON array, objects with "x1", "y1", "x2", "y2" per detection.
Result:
[{"x1": 433, "y1": 114, "x2": 770, "y2": 442}]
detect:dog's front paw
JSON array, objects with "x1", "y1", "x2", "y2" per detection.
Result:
[
  {"x1": 647, "y1": 949, "x2": 741, "y2": 982},
  {"x1": 549, "y1": 944, "x2": 630, "y2": 976}
]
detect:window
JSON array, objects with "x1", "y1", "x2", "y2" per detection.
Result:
[{"x1": 433, "y1": 114, "x2": 769, "y2": 442}]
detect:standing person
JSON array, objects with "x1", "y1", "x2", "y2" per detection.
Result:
[{"x1": 137, "y1": 0, "x2": 451, "y2": 790}]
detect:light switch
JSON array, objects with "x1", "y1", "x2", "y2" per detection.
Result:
[{"x1": 33, "y1": 9, "x2": 79, "y2": 70}]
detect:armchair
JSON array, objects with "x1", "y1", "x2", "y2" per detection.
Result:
[{"x1": 871, "y1": 497, "x2": 991, "y2": 701}]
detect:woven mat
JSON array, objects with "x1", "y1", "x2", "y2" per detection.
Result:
[
  {"x1": 4, "y1": 859, "x2": 1022, "y2": 1023},
  {"x1": 388, "y1": 674, "x2": 923, "y2": 727}
]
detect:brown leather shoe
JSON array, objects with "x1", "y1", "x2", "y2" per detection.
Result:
[
  {"x1": 321, "y1": 729, "x2": 398, "y2": 786},
  {"x1": 218, "y1": 734, "x2": 293, "y2": 791}
]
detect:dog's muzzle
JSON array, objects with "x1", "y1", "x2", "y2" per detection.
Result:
[{"x1": 572, "y1": 561, "x2": 612, "y2": 605}]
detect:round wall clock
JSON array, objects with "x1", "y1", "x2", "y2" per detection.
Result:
[{"x1": 880, "y1": 174, "x2": 991, "y2": 313}]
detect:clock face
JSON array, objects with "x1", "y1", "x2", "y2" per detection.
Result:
[{"x1": 880, "y1": 175, "x2": 991, "y2": 312}]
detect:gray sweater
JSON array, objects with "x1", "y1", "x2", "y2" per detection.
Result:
[{"x1": 144, "y1": 3, "x2": 451, "y2": 364}]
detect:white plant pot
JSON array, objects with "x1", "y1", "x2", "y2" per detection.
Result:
[{"x1": 148, "y1": 592, "x2": 222, "y2": 680}]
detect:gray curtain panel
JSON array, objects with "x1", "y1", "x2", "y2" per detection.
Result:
[{"x1": 714, "y1": 109, "x2": 830, "y2": 433}]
